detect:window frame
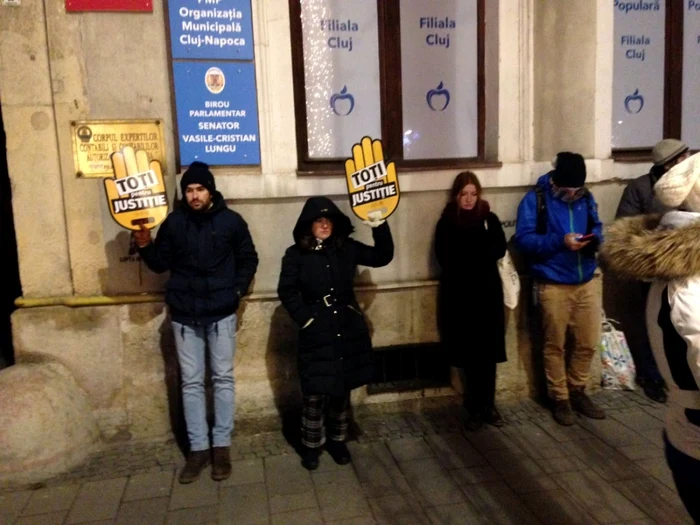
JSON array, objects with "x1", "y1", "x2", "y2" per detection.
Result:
[
  {"x1": 613, "y1": 0, "x2": 684, "y2": 161},
  {"x1": 288, "y1": 0, "x2": 489, "y2": 175}
]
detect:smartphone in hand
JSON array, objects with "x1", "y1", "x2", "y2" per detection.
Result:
[{"x1": 577, "y1": 233, "x2": 595, "y2": 242}]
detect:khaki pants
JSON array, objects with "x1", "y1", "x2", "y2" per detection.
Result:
[{"x1": 538, "y1": 278, "x2": 601, "y2": 401}]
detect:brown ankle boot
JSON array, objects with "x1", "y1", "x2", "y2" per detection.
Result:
[
  {"x1": 178, "y1": 449, "x2": 210, "y2": 484},
  {"x1": 211, "y1": 446, "x2": 232, "y2": 481}
]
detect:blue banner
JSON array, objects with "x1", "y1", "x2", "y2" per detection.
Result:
[
  {"x1": 173, "y1": 61, "x2": 260, "y2": 166},
  {"x1": 169, "y1": 0, "x2": 254, "y2": 60}
]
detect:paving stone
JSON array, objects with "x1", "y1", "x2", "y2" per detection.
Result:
[
  {"x1": 218, "y1": 483, "x2": 269, "y2": 525},
  {"x1": 22, "y1": 484, "x2": 79, "y2": 515},
  {"x1": 615, "y1": 476, "x2": 693, "y2": 525},
  {"x1": 563, "y1": 436, "x2": 647, "y2": 482},
  {"x1": 636, "y1": 457, "x2": 676, "y2": 491},
  {"x1": 399, "y1": 457, "x2": 464, "y2": 507},
  {"x1": 552, "y1": 469, "x2": 647, "y2": 523},
  {"x1": 464, "y1": 427, "x2": 525, "y2": 455},
  {"x1": 617, "y1": 443, "x2": 665, "y2": 461},
  {"x1": 168, "y1": 472, "x2": 219, "y2": 510},
  {"x1": 459, "y1": 481, "x2": 541, "y2": 524},
  {"x1": 535, "y1": 455, "x2": 589, "y2": 475},
  {"x1": 219, "y1": 458, "x2": 265, "y2": 487},
  {"x1": 534, "y1": 418, "x2": 594, "y2": 442},
  {"x1": 424, "y1": 433, "x2": 487, "y2": 470},
  {"x1": 522, "y1": 489, "x2": 599, "y2": 524},
  {"x1": 316, "y1": 480, "x2": 372, "y2": 522},
  {"x1": 268, "y1": 489, "x2": 317, "y2": 515},
  {"x1": 639, "y1": 429, "x2": 664, "y2": 448},
  {"x1": 577, "y1": 418, "x2": 650, "y2": 448},
  {"x1": 368, "y1": 493, "x2": 431, "y2": 525},
  {"x1": 482, "y1": 446, "x2": 558, "y2": 494},
  {"x1": 166, "y1": 504, "x2": 218, "y2": 525},
  {"x1": 265, "y1": 454, "x2": 314, "y2": 497},
  {"x1": 326, "y1": 517, "x2": 378, "y2": 525},
  {"x1": 387, "y1": 437, "x2": 434, "y2": 463},
  {"x1": 66, "y1": 477, "x2": 127, "y2": 524},
  {"x1": 15, "y1": 511, "x2": 68, "y2": 525},
  {"x1": 0, "y1": 490, "x2": 31, "y2": 521},
  {"x1": 424, "y1": 502, "x2": 485, "y2": 525},
  {"x1": 348, "y1": 442, "x2": 411, "y2": 497},
  {"x1": 114, "y1": 497, "x2": 168, "y2": 525},
  {"x1": 312, "y1": 468, "x2": 360, "y2": 488},
  {"x1": 501, "y1": 421, "x2": 568, "y2": 459},
  {"x1": 450, "y1": 465, "x2": 501, "y2": 486},
  {"x1": 123, "y1": 470, "x2": 174, "y2": 502},
  {"x1": 612, "y1": 409, "x2": 665, "y2": 432},
  {"x1": 271, "y1": 507, "x2": 323, "y2": 525}
]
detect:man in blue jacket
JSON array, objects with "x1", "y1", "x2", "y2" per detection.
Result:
[
  {"x1": 134, "y1": 162, "x2": 259, "y2": 483},
  {"x1": 515, "y1": 152, "x2": 605, "y2": 426}
]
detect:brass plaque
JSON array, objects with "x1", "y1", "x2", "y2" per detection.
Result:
[{"x1": 71, "y1": 120, "x2": 166, "y2": 178}]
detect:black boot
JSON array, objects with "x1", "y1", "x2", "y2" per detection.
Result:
[
  {"x1": 483, "y1": 406, "x2": 504, "y2": 427},
  {"x1": 326, "y1": 440, "x2": 352, "y2": 465},
  {"x1": 300, "y1": 445, "x2": 321, "y2": 470}
]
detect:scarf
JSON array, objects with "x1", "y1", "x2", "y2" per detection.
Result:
[{"x1": 441, "y1": 199, "x2": 491, "y2": 229}]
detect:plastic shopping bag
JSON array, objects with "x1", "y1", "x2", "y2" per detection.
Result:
[
  {"x1": 498, "y1": 250, "x2": 520, "y2": 310},
  {"x1": 599, "y1": 314, "x2": 636, "y2": 390}
]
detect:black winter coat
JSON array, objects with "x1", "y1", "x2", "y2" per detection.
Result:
[
  {"x1": 277, "y1": 197, "x2": 394, "y2": 396},
  {"x1": 616, "y1": 170, "x2": 673, "y2": 218},
  {"x1": 435, "y1": 210, "x2": 507, "y2": 366},
  {"x1": 139, "y1": 192, "x2": 259, "y2": 325}
]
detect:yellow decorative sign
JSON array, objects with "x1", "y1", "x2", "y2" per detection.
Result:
[
  {"x1": 104, "y1": 147, "x2": 168, "y2": 231},
  {"x1": 71, "y1": 119, "x2": 166, "y2": 178},
  {"x1": 344, "y1": 137, "x2": 400, "y2": 221}
]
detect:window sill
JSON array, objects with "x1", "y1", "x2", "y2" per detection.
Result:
[
  {"x1": 297, "y1": 160, "x2": 503, "y2": 177},
  {"x1": 611, "y1": 149, "x2": 652, "y2": 163}
]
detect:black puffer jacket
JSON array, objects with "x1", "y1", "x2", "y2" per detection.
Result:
[
  {"x1": 139, "y1": 192, "x2": 259, "y2": 325},
  {"x1": 277, "y1": 197, "x2": 394, "y2": 396}
]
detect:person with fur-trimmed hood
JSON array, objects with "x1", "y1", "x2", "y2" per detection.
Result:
[
  {"x1": 602, "y1": 152, "x2": 700, "y2": 523},
  {"x1": 277, "y1": 197, "x2": 393, "y2": 471}
]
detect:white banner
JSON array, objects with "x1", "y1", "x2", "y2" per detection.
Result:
[
  {"x1": 611, "y1": 0, "x2": 665, "y2": 149},
  {"x1": 301, "y1": 0, "x2": 381, "y2": 159},
  {"x1": 400, "y1": 0, "x2": 478, "y2": 159},
  {"x1": 683, "y1": 2, "x2": 700, "y2": 149}
]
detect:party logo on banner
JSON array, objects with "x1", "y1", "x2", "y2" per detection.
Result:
[
  {"x1": 104, "y1": 146, "x2": 168, "y2": 231},
  {"x1": 344, "y1": 137, "x2": 400, "y2": 222}
]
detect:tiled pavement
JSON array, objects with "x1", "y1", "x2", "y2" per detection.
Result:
[{"x1": 0, "y1": 389, "x2": 693, "y2": 524}]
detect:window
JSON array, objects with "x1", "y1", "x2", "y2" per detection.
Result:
[
  {"x1": 612, "y1": 0, "x2": 697, "y2": 157},
  {"x1": 289, "y1": 0, "x2": 486, "y2": 173}
]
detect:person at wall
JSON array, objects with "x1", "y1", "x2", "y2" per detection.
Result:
[
  {"x1": 515, "y1": 152, "x2": 605, "y2": 426},
  {"x1": 602, "y1": 152, "x2": 700, "y2": 523},
  {"x1": 277, "y1": 197, "x2": 393, "y2": 471},
  {"x1": 434, "y1": 172, "x2": 507, "y2": 430},
  {"x1": 134, "y1": 162, "x2": 259, "y2": 484},
  {"x1": 614, "y1": 138, "x2": 690, "y2": 404}
]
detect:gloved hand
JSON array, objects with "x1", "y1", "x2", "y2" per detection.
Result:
[{"x1": 362, "y1": 209, "x2": 386, "y2": 228}]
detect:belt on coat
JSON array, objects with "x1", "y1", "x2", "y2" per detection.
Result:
[{"x1": 306, "y1": 294, "x2": 351, "y2": 307}]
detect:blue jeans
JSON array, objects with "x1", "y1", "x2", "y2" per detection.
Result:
[{"x1": 172, "y1": 314, "x2": 236, "y2": 452}]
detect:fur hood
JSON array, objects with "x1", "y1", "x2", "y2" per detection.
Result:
[{"x1": 601, "y1": 213, "x2": 700, "y2": 281}]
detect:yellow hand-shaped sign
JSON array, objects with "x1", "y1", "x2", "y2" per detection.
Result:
[
  {"x1": 104, "y1": 146, "x2": 168, "y2": 231},
  {"x1": 344, "y1": 137, "x2": 400, "y2": 222}
]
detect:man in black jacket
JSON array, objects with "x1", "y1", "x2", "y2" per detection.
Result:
[
  {"x1": 614, "y1": 139, "x2": 688, "y2": 403},
  {"x1": 135, "y1": 162, "x2": 258, "y2": 483}
]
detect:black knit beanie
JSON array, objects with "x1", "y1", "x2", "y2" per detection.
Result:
[
  {"x1": 551, "y1": 152, "x2": 586, "y2": 188},
  {"x1": 180, "y1": 161, "x2": 216, "y2": 195}
]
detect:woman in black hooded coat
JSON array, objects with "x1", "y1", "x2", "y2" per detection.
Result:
[{"x1": 278, "y1": 197, "x2": 394, "y2": 469}]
